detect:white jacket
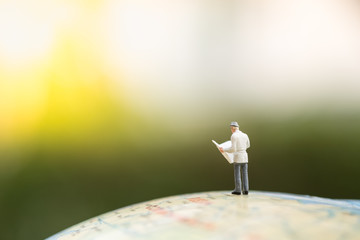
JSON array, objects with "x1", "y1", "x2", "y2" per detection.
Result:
[{"x1": 223, "y1": 130, "x2": 250, "y2": 163}]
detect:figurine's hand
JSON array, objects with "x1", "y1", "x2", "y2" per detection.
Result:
[{"x1": 219, "y1": 147, "x2": 224, "y2": 153}]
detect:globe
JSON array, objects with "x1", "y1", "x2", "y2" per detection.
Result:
[{"x1": 47, "y1": 191, "x2": 360, "y2": 240}]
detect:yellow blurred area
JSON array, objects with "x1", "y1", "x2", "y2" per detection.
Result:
[
  {"x1": 0, "y1": 67, "x2": 45, "y2": 143},
  {"x1": 0, "y1": 39, "x2": 125, "y2": 143},
  {"x1": 0, "y1": 0, "x2": 123, "y2": 147}
]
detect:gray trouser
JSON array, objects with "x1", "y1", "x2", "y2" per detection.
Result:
[{"x1": 234, "y1": 163, "x2": 249, "y2": 192}]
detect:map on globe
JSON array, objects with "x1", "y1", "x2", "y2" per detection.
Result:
[{"x1": 47, "y1": 191, "x2": 360, "y2": 240}]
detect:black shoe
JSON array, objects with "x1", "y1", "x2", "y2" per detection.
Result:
[
  {"x1": 243, "y1": 191, "x2": 248, "y2": 195},
  {"x1": 232, "y1": 191, "x2": 241, "y2": 195}
]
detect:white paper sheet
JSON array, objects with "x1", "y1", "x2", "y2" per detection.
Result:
[{"x1": 212, "y1": 140, "x2": 233, "y2": 164}]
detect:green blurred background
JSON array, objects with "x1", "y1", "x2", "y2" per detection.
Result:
[{"x1": 1, "y1": 0, "x2": 360, "y2": 239}]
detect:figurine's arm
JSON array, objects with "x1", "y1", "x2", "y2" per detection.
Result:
[{"x1": 246, "y1": 135, "x2": 250, "y2": 149}]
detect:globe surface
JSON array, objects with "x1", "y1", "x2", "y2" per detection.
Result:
[{"x1": 47, "y1": 191, "x2": 360, "y2": 240}]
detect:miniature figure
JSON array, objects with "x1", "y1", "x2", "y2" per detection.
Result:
[{"x1": 213, "y1": 122, "x2": 250, "y2": 195}]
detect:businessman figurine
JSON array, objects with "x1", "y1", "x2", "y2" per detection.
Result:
[{"x1": 219, "y1": 122, "x2": 250, "y2": 195}]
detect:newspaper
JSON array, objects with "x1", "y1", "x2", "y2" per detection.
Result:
[{"x1": 212, "y1": 140, "x2": 234, "y2": 164}]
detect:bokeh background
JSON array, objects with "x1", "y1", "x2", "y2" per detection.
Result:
[{"x1": 1, "y1": 0, "x2": 360, "y2": 239}]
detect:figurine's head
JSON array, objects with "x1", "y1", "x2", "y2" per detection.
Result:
[{"x1": 230, "y1": 121, "x2": 239, "y2": 133}]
